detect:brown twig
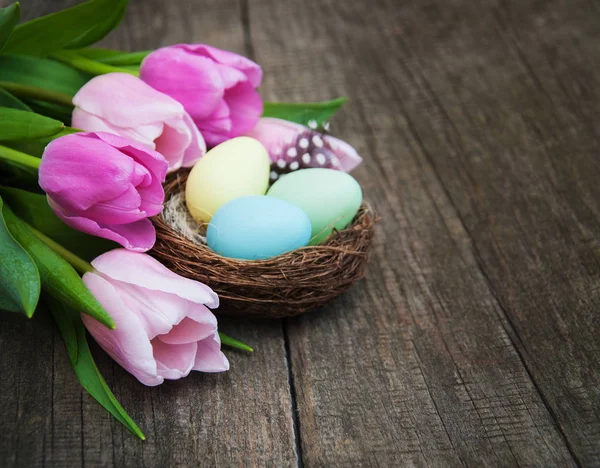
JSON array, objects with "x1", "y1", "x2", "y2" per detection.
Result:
[{"x1": 151, "y1": 171, "x2": 377, "y2": 318}]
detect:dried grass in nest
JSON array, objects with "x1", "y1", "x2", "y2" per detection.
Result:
[{"x1": 151, "y1": 171, "x2": 377, "y2": 318}]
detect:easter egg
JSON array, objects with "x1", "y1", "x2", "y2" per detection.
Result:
[
  {"x1": 267, "y1": 168, "x2": 362, "y2": 245},
  {"x1": 207, "y1": 196, "x2": 312, "y2": 260},
  {"x1": 185, "y1": 137, "x2": 270, "y2": 223}
]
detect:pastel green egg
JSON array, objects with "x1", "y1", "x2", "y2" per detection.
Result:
[
  {"x1": 185, "y1": 137, "x2": 271, "y2": 223},
  {"x1": 267, "y1": 168, "x2": 363, "y2": 245}
]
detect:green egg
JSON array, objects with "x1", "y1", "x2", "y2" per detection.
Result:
[{"x1": 267, "y1": 168, "x2": 362, "y2": 245}]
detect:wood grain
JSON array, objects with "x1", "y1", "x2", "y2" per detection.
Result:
[
  {"x1": 0, "y1": 1, "x2": 297, "y2": 467},
  {"x1": 0, "y1": 312, "x2": 297, "y2": 467},
  {"x1": 1, "y1": 0, "x2": 599, "y2": 466},
  {"x1": 248, "y1": 0, "x2": 598, "y2": 465},
  {"x1": 366, "y1": 0, "x2": 600, "y2": 464}
]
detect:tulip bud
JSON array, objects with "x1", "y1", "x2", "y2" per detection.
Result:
[
  {"x1": 246, "y1": 118, "x2": 363, "y2": 183},
  {"x1": 72, "y1": 73, "x2": 206, "y2": 172},
  {"x1": 82, "y1": 249, "x2": 229, "y2": 386},
  {"x1": 39, "y1": 132, "x2": 168, "y2": 252},
  {"x1": 141, "y1": 44, "x2": 263, "y2": 146}
]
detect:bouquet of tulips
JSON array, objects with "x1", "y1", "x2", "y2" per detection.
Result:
[{"x1": 0, "y1": 0, "x2": 361, "y2": 439}]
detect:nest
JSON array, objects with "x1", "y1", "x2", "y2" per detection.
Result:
[{"x1": 151, "y1": 171, "x2": 377, "y2": 318}]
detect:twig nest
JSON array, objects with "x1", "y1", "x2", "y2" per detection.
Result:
[{"x1": 151, "y1": 171, "x2": 377, "y2": 318}]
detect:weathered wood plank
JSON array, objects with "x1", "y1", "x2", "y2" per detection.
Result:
[
  {"x1": 0, "y1": 311, "x2": 54, "y2": 468},
  {"x1": 2, "y1": 0, "x2": 599, "y2": 466},
  {"x1": 0, "y1": 1, "x2": 297, "y2": 467},
  {"x1": 363, "y1": 0, "x2": 600, "y2": 464},
  {"x1": 248, "y1": 0, "x2": 590, "y2": 465},
  {"x1": 0, "y1": 312, "x2": 297, "y2": 467}
]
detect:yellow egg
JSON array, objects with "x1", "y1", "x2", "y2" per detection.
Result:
[{"x1": 185, "y1": 137, "x2": 271, "y2": 223}]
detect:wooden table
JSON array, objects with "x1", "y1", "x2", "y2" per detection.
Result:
[{"x1": 1, "y1": 0, "x2": 599, "y2": 466}]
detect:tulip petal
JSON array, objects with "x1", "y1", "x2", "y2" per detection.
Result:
[
  {"x1": 181, "y1": 44, "x2": 263, "y2": 88},
  {"x1": 152, "y1": 340, "x2": 197, "y2": 379},
  {"x1": 158, "y1": 314, "x2": 216, "y2": 345},
  {"x1": 187, "y1": 303, "x2": 219, "y2": 326},
  {"x1": 200, "y1": 82, "x2": 263, "y2": 146},
  {"x1": 246, "y1": 118, "x2": 363, "y2": 172},
  {"x1": 107, "y1": 281, "x2": 217, "y2": 342},
  {"x1": 93, "y1": 132, "x2": 168, "y2": 183},
  {"x1": 90, "y1": 133, "x2": 167, "y2": 217},
  {"x1": 91, "y1": 249, "x2": 219, "y2": 307},
  {"x1": 39, "y1": 134, "x2": 137, "y2": 212},
  {"x1": 245, "y1": 117, "x2": 304, "y2": 154},
  {"x1": 212, "y1": 62, "x2": 248, "y2": 89},
  {"x1": 154, "y1": 120, "x2": 191, "y2": 172},
  {"x1": 324, "y1": 135, "x2": 363, "y2": 172},
  {"x1": 73, "y1": 73, "x2": 186, "y2": 128},
  {"x1": 109, "y1": 281, "x2": 191, "y2": 338},
  {"x1": 141, "y1": 47, "x2": 224, "y2": 120},
  {"x1": 49, "y1": 199, "x2": 157, "y2": 252},
  {"x1": 82, "y1": 184, "x2": 146, "y2": 224},
  {"x1": 196, "y1": 99, "x2": 232, "y2": 134},
  {"x1": 225, "y1": 81, "x2": 263, "y2": 139},
  {"x1": 82, "y1": 272, "x2": 162, "y2": 386},
  {"x1": 73, "y1": 77, "x2": 201, "y2": 173},
  {"x1": 72, "y1": 108, "x2": 164, "y2": 151},
  {"x1": 136, "y1": 186, "x2": 165, "y2": 218},
  {"x1": 106, "y1": 220, "x2": 157, "y2": 252},
  {"x1": 140, "y1": 45, "x2": 262, "y2": 145},
  {"x1": 193, "y1": 332, "x2": 230, "y2": 372},
  {"x1": 181, "y1": 113, "x2": 206, "y2": 167}
]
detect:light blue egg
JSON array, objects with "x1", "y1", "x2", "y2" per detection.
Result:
[{"x1": 207, "y1": 196, "x2": 312, "y2": 260}]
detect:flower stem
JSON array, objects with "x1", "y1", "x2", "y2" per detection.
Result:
[
  {"x1": 0, "y1": 81, "x2": 74, "y2": 107},
  {"x1": 29, "y1": 227, "x2": 94, "y2": 275},
  {"x1": 96, "y1": 51, "x2": 150, "y2": 66},
  {"x1": 219, "y1": 332, "x2": 254, "y2": 353},
  {"x1": 52, "y1": 50, "x2": 139, "y2": 77},
  {"x1": 0, "y1": 145, "x2": 41, "y2": 169}
]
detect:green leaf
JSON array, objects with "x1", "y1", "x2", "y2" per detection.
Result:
[
  {"x1": 51, "y1": 49, "x2": 138, "y2": 77},
  {"x1": 101, "y1": 54, "x2": 147, "y2": 67},
  {"x1": 47, "y1": 297, "x2": 145, "y2": 440},
  {"x1": 5, "y1": 127, "x2": 79, "y2": 157},
  {"x1": 72, "y1": 46, "x2": 122, "y2": 60},
  {"x1": 0, "y1": 186, "x2": 115, "y2": 261},
  {"x1": 0, "y1": 144, "x2": 40, "y2": 190},
  {"x1": 0, "y1": 87, "x2": 31, "y2": 110},
  {"x1": 2, "y1": 0, "x2": 128, "y2": 57},
  {"x1": 0, "y1": 144, "x2": 41, "y2": 193},
  {"x1": 63, "y1": 0, "x2": 128, "y2": 50},
  {"x1": 262, "y1": 97, "x2": 348, "y2": 128},
  {"x1": 2, "y1": 205, "x2": 115, "y2": 329},
  {"x1": 0, "y1": 143, "x2": 40, "y2": 170},
  {"x1": 0, "y1": 2, "x2": 20, "y2": 52},
  {"x1": 75, "y1": 47, "x2": 149, "y2": 66},
  {"x1": 0, "y1": 289, "x2": 16, "y2": 313},
  {"x1": 0, "y1": 158, "x2": 38, "y2": 190},
  {"x1": 0, "y1": 107, "x2": 64, "y2": 141},
  {"x1": 24, "y1": 100, "x2": 73, "y2": 125},
  {"x1": 0, "y1": 55, "x2": 88, "y2": 98},
  {"x1": 0, "y1": 195, "x2": 40, "y2": 316}
]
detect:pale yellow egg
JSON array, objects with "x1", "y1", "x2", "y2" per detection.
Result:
[{"x1": 185, "y1": 137, "x2": 271, "y2": 223}]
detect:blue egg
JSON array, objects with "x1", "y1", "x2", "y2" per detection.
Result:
[{"x1": 207, "y1": 196, "x2": 312, "y2": 260}]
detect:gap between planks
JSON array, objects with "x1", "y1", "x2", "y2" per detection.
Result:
[
  {"x1": 241, "y1": 3, "x2": 303, "y2": 467},
  {"x1": 283, "y1": 320, "x2": 305, "y2": 468},
  {"x1": 374, "y1": 28, "x2": 583, "y2": 464}
]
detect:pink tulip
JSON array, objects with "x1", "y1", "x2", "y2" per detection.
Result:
[
  {"x1": 72, "y1": 73, "x2": 205, "y2": 172},
  {"x1": 140, "y1": 44, "x2": 263, "y2": 146},
  {"x1": 39, "y1": 132, "x2": 168, "y2": 252},
  {"x1": 81, "y1": 249, "x2": 229, "y2": 386},
  {"x1": 245, "y1": 118, "x2": 363, "y2": 183}
]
